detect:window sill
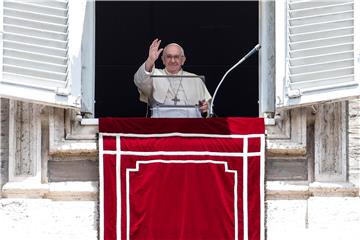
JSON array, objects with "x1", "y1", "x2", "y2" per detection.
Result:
[{"x1": 266, "y1": 181, "x2": 359, "y2": 200}]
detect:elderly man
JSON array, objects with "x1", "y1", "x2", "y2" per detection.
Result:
[{"x1": 134, "y1": 39, "x2": 211, "y2": 117}]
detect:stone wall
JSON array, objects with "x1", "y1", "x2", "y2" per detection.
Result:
[
  {"x1": 267, "y1": 197, "x2": 360, "y2": 240},
  {"x1": 0, "y1": 99, "x2": 359, "y2": 239},
  {"x1": 0, "y1": 199, "x2": 98, "y2": 240}
]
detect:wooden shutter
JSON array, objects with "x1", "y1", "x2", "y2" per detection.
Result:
[
  {"x1": 0, "y1": 0, "x2": 87, "y2": 109},
  {"x1": 276, "y1": 0, "x2": 360, "y2": 108}
]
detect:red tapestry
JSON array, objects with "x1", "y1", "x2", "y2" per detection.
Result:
[{"x1": 99, "y1": 117, "x2": 265, "y2": 240}]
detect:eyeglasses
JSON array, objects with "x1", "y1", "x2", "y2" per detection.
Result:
[{"x1": 164, "y1": 54, "x2": 183, "y2": 61}]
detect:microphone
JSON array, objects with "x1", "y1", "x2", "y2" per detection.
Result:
[{"x1": 209, "y1": 44, "x2": 261, "y2": 117}]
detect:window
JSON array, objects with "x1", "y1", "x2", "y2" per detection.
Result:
[
  {"x1": 276, "y1": 0, "x2": 360, "y2": 109},
  {"x1": 95, "y1": 1, "x2": 259, "y2": 117},
  {"x1": 3, "y1": 1, "x2": 358, "y2": 118}
]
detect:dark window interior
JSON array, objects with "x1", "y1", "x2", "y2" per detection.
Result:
[{"x1": 95, "y1": 1, "x2": 259, "y2": 117}]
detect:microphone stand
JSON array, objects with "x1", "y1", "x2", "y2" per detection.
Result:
[{"x1": 209, "y1": 44, "x2": 261, "y2": 117}]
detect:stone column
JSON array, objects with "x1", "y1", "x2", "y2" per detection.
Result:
[{"x1": 2, "y1": 100, "x2": 48, "y2": 197}]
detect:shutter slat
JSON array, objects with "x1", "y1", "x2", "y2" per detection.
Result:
[
  {"x1": 289, "y1": 10, "x2": 353, "y2": 26},
  {"x1": 290, "y1": 75, "x2": 355, "y2": 91},
  {"x1": 290, "y1": 59, "x2": 354, "y2": 75},
  {"x1": 4, "y1": 7, "x2": 67, "y2": 25},
  {"x1": 289, "y1": 2, "x2": 353, "y2": 18},
  {"x1": 32, "y1": 0, "x2": 68, "y2": 10},
  {"x1": 4, "y1": 48, "x2": 67, "y2": 65},
  {"x1": 4, "y1": 24, "x2": 67, "y2": 41},
  {"x1": 4, "y1": 16, "x2": 67, "y2": 33},
  {"x1": 289, "y1": 51, "x2": 353, "y2": 66},
  {"x1": 4, "y1": 32, "x2": 67, "y2": 49},
  {"x1": 290, "y1": 19, "x2": 353, "y2": 34},
  {"x1": 4, "y1": 2, "x2": 68, "y2": 17},
  {"x1": 289, "y1": 67, "x2": 353, "y2": 82},
  {"x1": 2, "y1": 72, "x2": 65, "y2": 89},
  {"x1": 4, "y1": 56, "x2": 67, "y2": 73},
  {"x1": 289, "y1": 35, "x2": 353, "y2": 51},
  {"x1": 289, "y1": 0, "x2": 353, "y2": 10},
  {"x1": 290, "y1": 43, "x2": 353, "y2": 58},
  {"x1": 3, "y1": 64, "x2": 67, "y2": 81},
  {"x1": 4, "y1": 40, "x2": 67, "y2": 57},
  {"x1": 289, "y1": 27, "x2": 353, "y2": 42}
]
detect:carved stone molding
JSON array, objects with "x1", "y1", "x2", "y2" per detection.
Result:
[
  {"x1": 1, "y1": 101, "x2": 98, "y2": 198},
  {"x1": 0, "y1": 98, "x2": 10, "y2": 188},
  {"x1": 8, "y1": 100, "x2": 41, "y2": 181},
  {"x1": 314, "y1": 101, "x2": 347, "y2": 182},
  {"x1": 48, "y1": 108, "x2": 97, "y2": 157},
  {"x1": 266, "y1": 107, "x2": 307, "y2": 156},
  {"x1": 348, "y1": 98, "x2": 360, "y2": 187}
]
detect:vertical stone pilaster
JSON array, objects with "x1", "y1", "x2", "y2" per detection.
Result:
[
  {"x1": 314, "y1": 101, "x2": 347, "y2": 182},
  {"x1": 9, "y1": 100, "x2": 42, "y2": 182},
  {"x1": 41, "y1": 107, "x2": 50, "y2": 183},
  {"x1": 348, "y1": 98, "x2": 360, "y2": 188},
  {"x1": 0, "y1": 98, "x2": 10, "y2": 189}
]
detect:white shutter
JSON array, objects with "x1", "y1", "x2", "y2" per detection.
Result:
[
  {"x1": 276, "y1": 0, "x2": 360, "y2": 108},
  {"x1": 0, "y1": 0, "x2": 87, "y2": 109}
]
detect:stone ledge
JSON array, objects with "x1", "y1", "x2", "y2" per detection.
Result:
[
  {"x1": 266, "y1": 181, "x2": 360, "y2": 199},
  {"x1": 46, "y1": 181, "x2": 98, "y2": 200},
  {"x1": 2, "y1": 181, "x2": 98, "y2": 200},
  {"x1": 2, "y1": 181, "x2": 49, "y2": 198},
  {"x1": 81, "y1": 118, "x2": 99, "y2": 125},
  {"x1": 3, "y1": 180, "x2": 358, "y2": 200},
  {"x1": 49, "y1": 142, "x2": 98, "y2": 157},
  {"x1": 266, "y1": 181, "x2": 309, "y2": 199},
  {"x1": 309, "y1": 182, "x2": 359, "y2": 197},
  {"x1": 266, "y1": 141, "x2": 306, "y2": 156}
]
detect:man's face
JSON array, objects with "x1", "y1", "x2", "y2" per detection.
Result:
[{"x1": 162, "y1": 45, "x2": 186, "y2": 74}]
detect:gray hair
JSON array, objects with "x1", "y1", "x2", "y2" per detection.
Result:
[{"x1": 161, "y1": 43, "x2": 186, "y2": 60}]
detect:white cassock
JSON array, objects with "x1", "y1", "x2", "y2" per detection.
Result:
[{"x1": 134, "y1": 62, "x2": 212, "y2": 117}]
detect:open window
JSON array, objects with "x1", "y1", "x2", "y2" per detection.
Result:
[
  {"x1": 95, "y1": 1, "x2": 259, "y2": 117},
  {"x1": 0, "y1": 0, "x2": 93, "y2": 110},
  {"x1": 276, "y1": 0, "x2": 360, "y2": 109}
]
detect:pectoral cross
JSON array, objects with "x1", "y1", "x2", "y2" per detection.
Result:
[{"x1": 171, "y1": 96, "x2": 180, "y2": 105}]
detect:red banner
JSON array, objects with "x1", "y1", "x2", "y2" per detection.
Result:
[{"x1": 99, "y1": 118, "x2": 265, "y2": 240}]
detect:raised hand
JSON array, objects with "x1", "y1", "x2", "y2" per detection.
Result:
[{"x1": 145, "y1": 38, "x2": 163, "y2": 72}]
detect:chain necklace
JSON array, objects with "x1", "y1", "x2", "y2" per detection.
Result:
[{"x1": 165, "y1": 69, "x2": 184, "y2": 105}]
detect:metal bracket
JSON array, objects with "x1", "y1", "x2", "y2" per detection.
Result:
[
  {"x1": 55, "y1": 88, "x2": 70, "y2": 96},
  {"x1": 287, "y1": 88, "x2": 302, "y2": 98},
  {"x1": 311, "y1": 105, "x2": 318, "y2": 114}
]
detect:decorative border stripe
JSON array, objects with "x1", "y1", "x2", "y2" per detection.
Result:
[
  {"x1": 101, "y1": 132, "x2": 263, "y2": 138},
  {"x1": 103, "y1": 150, "x2": 262, "y2": 157},
  {"x1": 125, "y1": 160, "x2": 238, "y2": 240}
]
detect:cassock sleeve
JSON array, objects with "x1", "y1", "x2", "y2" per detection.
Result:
[{"x1": 134, "y1": 63, "x2": 154, "y2": 103}]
